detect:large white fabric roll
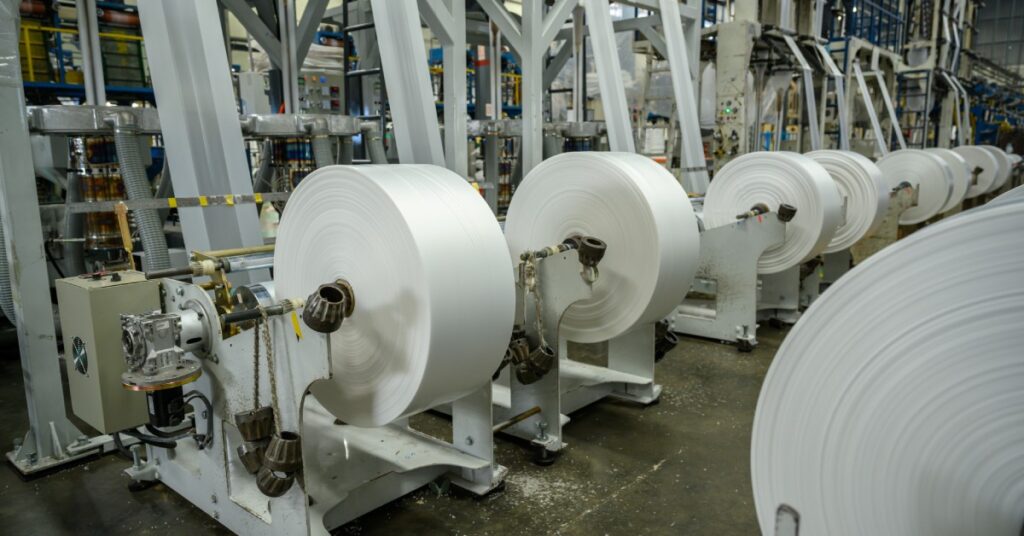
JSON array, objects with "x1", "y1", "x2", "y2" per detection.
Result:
[
  {"x1": 953, "y1": 145, "x2": 1000, "y2": 198},
  {"x1": 504, "y1": 152, "x2": 699, "y2": 343},
  {"x1": 751, "y1": 199, "x2": 1024, "y2": 535},
  {"x1": 703, "y1": 152, "x2": 842, "y2": 274},
  {"x1": 274, "y1": 165, "x2": 515, "y2": 427},
  {"x1": 924, "y1": 148, "x2": 970, "y2": 211},
  {"x1": 805, "y1": 150, "x2": 889, "y2": 252},
  {"x1": 979, "y1": 145, "x2": 1012, "y2": 193},
  {"x1": 876, "y1": 149, "x2": 953, "y2": 224}
]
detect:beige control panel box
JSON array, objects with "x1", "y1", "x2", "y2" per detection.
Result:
[{"x1": 56, "y1": 271, "x2": 159, "y2": 433}]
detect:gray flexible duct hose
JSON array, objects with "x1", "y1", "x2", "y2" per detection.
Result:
[
  {"x1": 312, "y1": 135, "x2": 334, "y2": 168},
  {"x1": 339, "y1": 136, "x2": 354, "y2": 165},
  {"x1": 253, "y1": 139, "x2": 274, "y2": 193},
  {"x1": 0, "y1": 220, "x2": 15, "y2": 321},
  {"x1": 63, "y1": 171, "x2": 87, "y2": 276},
  {"x1": 113, "y1": 127, "x2": 171, "y2": 271},
  {"x1": 361, "y1": 124, "x2": 388, "y2": 164}
]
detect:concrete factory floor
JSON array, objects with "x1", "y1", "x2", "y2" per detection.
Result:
[{"x1": 0, "y1": 327, "x2": 785, "y2": 535}]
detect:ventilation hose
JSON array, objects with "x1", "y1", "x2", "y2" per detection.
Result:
[
  {"x1": 112, "y1": 122, "x2": 171, "y2": 271},
  {"x1": 312, "y1": 135, "x2": 334, "y2": 168},
  {"x1": 361, "y1": 122, "x2": 388, "y2": 164}
]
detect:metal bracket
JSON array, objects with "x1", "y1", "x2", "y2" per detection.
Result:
[{"x1": 671, "y1": 213, "x2": 786, "y2": 349}]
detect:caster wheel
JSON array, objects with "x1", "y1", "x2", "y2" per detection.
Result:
[
  {"x1": 532, "y1": 446, "x2": 559, "y2": 467},
  {"x1": 737, "y1": 340, "x2": 754, "y2": 353}
]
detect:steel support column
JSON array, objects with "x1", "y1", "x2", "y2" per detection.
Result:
[
  {"x1": 420, "y1": 0, "x2": 469, "y2": 175},
  {"x1": 659, "y1": 0, "x2": 708, "y2": 193},
  {"x1": 137, "y1": 0, "x2": 265, "y2": 264},
  {"x1": 0, "y1": 0, "x2": 84, "y2": 470},
  {"x1": 584, "y1": 0, "x2": 636, "y2": 152},
  {"x1": 371, "y1": 0, "x2": 445, "y2": 166}
]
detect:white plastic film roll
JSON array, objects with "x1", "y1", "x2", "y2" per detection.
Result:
[
  {"x1": 993, "y1": 184, "x2": 1024, "y2": 204},
  {"x1": 924, "y1": 148, "x2": 970, "y2": 212},
  {"x1": 751, "y1": 199, "x2": 1024, "y2": 535},
  {"x1": 979, "y1": 145, "x2": 1012, "y2": 193},
  {"x1": 703, "y1": 152, "x2": 842, "y2": 274},
  {"x1": 274, "y1": 165, "x2": 515, "y2": 427},
  {"x1": 504, "y1": 152, "x2": 699, "y2": 343},
  {"x1": 876, "y1": 149, "x2": 953, "y2": 224},
  {"x1": 805, "y1": 150, "x2": 889, "y2": 252},
  {"x1": 953, "y1": 145, "x2": 1000, "y2": 198}
]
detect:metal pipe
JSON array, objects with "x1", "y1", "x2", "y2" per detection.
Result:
[
  {"x1": 493, "y1": 406, "x2": 542, "y2": 433},
  {"x1": 312, "y1": 135, "x2": 334, "y2": 168},
  {"x1": 201, "y1": 244, "x2": 275, "y2": 258}
]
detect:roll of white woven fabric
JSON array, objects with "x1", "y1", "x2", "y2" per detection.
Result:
[
  {"x1": 504, "y1": 152, "x2": 700, "y2": 343},
  {"x1": 953, "y1": 145, "x2": 1000, "y2": 198},
  {"x1": 924, "y1": 148, "x2": 970, "y2": 211},
  {"x1": 752, "y1": 199, "x2": 1024, "y2": 535},
  {"x1": 876, "y1": 149, "x2": 953, "y2": 224},
  {"x1": 274, "y1": 165, "x2": 515, "y2": 427},
  {"x1": 978, "y1": 145, "x2": 1012, "y2": 193},
  {"x1": 703, "y1": 152, "x2": 842, "y2": 274},
  {"x1": 805, "y1": 150, "x2": 889, "y2": 252}
]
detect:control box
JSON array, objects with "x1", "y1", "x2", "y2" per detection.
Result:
[{"x1": 55, "y1": 271, "x2": 159, "y2": 433}]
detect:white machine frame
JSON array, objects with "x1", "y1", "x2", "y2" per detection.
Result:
[
  {"x1": 670, "y1": 213, "x2": 786, "y2": 351},
  {"x1": 124, "y1": 277, "x2": 504, "y2": 535}
]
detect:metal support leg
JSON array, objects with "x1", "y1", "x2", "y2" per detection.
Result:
[
  {"x1": 0, "y1": 0, "x2": 85, "y2": 473},
  {"x1": 757, "y1": 266, "x2": 802, "y2": 324},
  {"x1": 671, "y1": 215, "x2": 786, "y2": 349},
  {"x1": 852, "y1": 60, "x2": 888, "y2": 157}
]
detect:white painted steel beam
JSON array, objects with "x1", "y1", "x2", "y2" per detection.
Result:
[
  {"x1": 0, "y1": 0, "x2": 83, "y2": 466},
  {"x1": 370, "y1": 0, "x2": 445, "y2": 167},
  {"x1": 137, "y1": 0, "x2": 265, "y2": 261},
  {"x1": 584, "y1": 0, "x2": 636, "y2": 152},
  {"x1": 420, "y1": 0, "x2": 469, "y2": 175},
  {"x1": 659, "y1": 0, "x2": 709, "y2": 193}
]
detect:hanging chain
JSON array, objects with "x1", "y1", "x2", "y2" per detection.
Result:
[
  {"x1": 252, "y1": 319, "x2": 261, "y2": 411},
  {"x1": 258, "y1": 306, "x2": 282, "y2": 433},
  {"x1": 526, "y1": 256, "x2": 549, "y2": 349}
]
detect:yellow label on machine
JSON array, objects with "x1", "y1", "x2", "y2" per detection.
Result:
[
  {"x1": 290, "y1": 312, "x2": 304, "y2": 340},
  {"x1": 198, "y1": 196, "x2": 209, "y2": 207},
  {"x1": 167, "y1": 197, "x2": 177, "y2": 208},
  {"x1": 225, "y1": 195, "x2": 235, "y2": 206},
  {"x1": 254, "y1": 193, "x2": 263, "y2": 204}
]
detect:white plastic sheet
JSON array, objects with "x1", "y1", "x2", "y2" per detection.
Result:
[
  {"x1": 703, "y1": 152, "x2": 842, "y2": 274},
  {"x1": 274, "y1": 165, "x2": 515, "y2": 426},
  {"x1": 805, "y1": 150, "x2": 889, "y2": 252},
  {"x1": 504, "y1": 153, "x2": 699, "y2": 343},
  {"x1": 752, "y1": 198, "x2": 1024, "y2": 535}
]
